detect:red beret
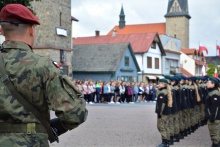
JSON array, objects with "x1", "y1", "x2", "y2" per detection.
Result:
[{"x1": 0, "y1": 4, "x2": 40, "y2": 25}]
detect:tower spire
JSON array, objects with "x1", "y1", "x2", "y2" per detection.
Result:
[{"x1": 119, "y1": 4, "x2": 125, "y2": 29}]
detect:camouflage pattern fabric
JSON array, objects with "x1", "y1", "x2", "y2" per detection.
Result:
[{"x1": 0, "y1": 41, "x2": 88, "y2": 146}]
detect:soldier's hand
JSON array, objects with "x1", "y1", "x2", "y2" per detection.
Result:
[
  {"x1": 158, "y1": 115, "x2": 162, "y2": 118},
  {"x1": 50, "y1": 118, "x2": 68, "y2": 136},
  {"x1": 210, "y1": 119, "x2": 215, "y2": 123}
]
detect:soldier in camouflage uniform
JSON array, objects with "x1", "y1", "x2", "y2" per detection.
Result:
[
  {"x1": 0, "y1": 4, "x2": 88, "y2": 147},
  {"x1": 156, "y1": 78, "x2": 172, "y2": 147},
  {"x1": 205, "y1": 77, "x2": 220, "y2": 147}
]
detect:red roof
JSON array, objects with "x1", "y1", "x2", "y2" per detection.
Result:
[
  {"x1": 73, "y1": 32, "x2": 160, "y2": 53},
  {"x1": 107, "y1": 23, "x2": 166, "y2": 35}
]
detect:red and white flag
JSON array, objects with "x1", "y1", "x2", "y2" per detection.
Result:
[
  {"x1": 199, "y1": 43, "x2": 208, "y2": 54},
  {"x1": 217, "y1": 45, "x2": 220, "y2": 57},
  {"x1": 214, "y1": 67, "x2": 218, "y2": 78},
  {"x1": 201, "y1": 65, "x2": 206, "y2": 76}
]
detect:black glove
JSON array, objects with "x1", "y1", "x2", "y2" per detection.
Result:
[
  {"x1": 50, "y1": 118, "x2": 68, "y2": 136},
  {"x1": 158, "y1": 114, "x2": 162, "y2": 118}
]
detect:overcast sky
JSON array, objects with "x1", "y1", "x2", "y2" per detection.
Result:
[{"x1": 71, "y1": 0, "x2": 220, "y2": 56}]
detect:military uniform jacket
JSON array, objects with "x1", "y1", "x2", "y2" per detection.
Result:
[
  {"x1": 174, "y1": 85, "x2": 181, "y2": 112},
  {"x1": 179, "y1": 84, "x2": 188, "y2": 110},
  {"x1": 205, "y1": 88, "x2": 220, "y2": 121},
  {"x1": 0, "y1": 41, "x2": 88, "y2": 130},
  {"x1": 155, "y1": 87, "x2": 171, "y2": 115},
  {"x1": 188, "y1": 85, "x2": 196, "y2": 108},
  {"x1": 170, "y1": 85, "x2": 178, "y2": 114}
]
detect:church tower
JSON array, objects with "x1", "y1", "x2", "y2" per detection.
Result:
[
  {"x1": 119, "y1": 5, "x2": 125, "y2": 29},
  {"x1": 165, "y1": 0, "x2": 191, "y2": 48}
]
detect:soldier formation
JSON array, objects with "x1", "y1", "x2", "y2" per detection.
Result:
[{"x1": 156, "y1": 75, "x2": 220, "y2": 147}]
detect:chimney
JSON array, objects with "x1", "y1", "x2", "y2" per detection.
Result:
[
  {"x1": 95, "y1": 30, "x2": 100, "y2": 37},
  {"x1": 112, "y1": 29, "x2": 117, "y2": 37}
]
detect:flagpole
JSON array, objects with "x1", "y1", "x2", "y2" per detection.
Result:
[
  {"x1": 216, "y1": 40, "x2": 218, "y2": 67},
  {"x1": 198, "y1": 41, "x2": 200, "y2": 76}
]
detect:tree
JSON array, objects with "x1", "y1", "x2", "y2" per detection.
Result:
[
  {"x1": 0, "y1": 0, "x2": 41, "y2": 14},
  {"x1": 206, "y1": 63, "x2": 220, "y2": 77}
]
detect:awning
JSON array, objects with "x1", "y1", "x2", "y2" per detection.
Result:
[
  {"x1": 147, "y1": 75, "x2": 156, "y2": 80},
  {"x1": 157, "y1": 76, "x2": 164, "y2": 79}
]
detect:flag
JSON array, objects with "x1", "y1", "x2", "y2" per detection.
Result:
[
  {"x1": 214, "y1": 67, "x2": 218, "y2": 78},
  {"x1": 201, "y1": 65, "x2": 206, "y2": 76},
  {"x1": 217, "y1": 45, "x2": 220, "y2": 57},
  {"x1": 199, "y1": 44, "x2": 208, "y2": 54}
]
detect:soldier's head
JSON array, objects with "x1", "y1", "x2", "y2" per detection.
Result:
[
  {"x1": 0, "y1": 4, "x2": 40, "y2": 47},
  {"x1": 158, "y1": 78, "x2": 168, "y2": 89},
  {"x1": 207, "y1": 77, "x2": 219, "y2": 89}
]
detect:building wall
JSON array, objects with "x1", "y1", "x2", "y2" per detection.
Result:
[
  {"x1": 72, "y1": 73, "x2": 112, "y2": 82},
  {"x1": 115, "y1": 47, "x2": 139, "y2": 82},
  {"x1": 180, "y1": 51, "x2": 195, "y2": 75},
  {"x1": 31, "y1": 0, "x2": 72, "y2": 75},
  {"x1": 166, "y1": 16, "x2": 189, "y2": 48},
  {"x1": 162, "y1": 52, "x2": 180, "y2": 75}
]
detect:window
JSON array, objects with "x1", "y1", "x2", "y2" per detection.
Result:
[
  {"x1": 155, "y1": 58, "x2": 159, "y2": 69},
  {"x1": 125, "y1": 56, "x2": 129, "y2": 66},
  {"x1": 151, "y1": 42, "x2": 156, "y2": 49},
  {"x1": 121, "y1": 76, "x2": 132, "y2": 82},
  {"x1": 60, "y1": 50, "x2": 66, "y2": 63},
  {"x1": 147, "y1": 57, "x2": 152, "y2": 68}
]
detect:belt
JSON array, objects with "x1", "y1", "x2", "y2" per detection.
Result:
[{"x1": 0, "y1": 123, "x2": 46, "y2": 134}]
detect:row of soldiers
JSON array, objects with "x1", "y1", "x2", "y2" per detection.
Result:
[{"x1": 155, "y1": 75, "x2": 220, "y2": 147}]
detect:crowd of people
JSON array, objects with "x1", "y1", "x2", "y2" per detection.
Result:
[{"x1": 72, "y1": 79, "x2": 158, "y2": 104}]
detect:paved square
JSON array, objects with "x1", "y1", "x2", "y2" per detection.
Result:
[{"x1": 50, "y1": 103, "x2": 211, "y2": 147}]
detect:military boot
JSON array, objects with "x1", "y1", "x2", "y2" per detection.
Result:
[
  {"x1": 173, "y1": 135, "x2": 179, "y2": 142},
  {"x1": 211, "y1": 143, "x2": 219, "y2": 147},
  {"x1": 169, "y1": 136, "x2": 174, "y2": 145},
  {"x1": 156, "y1": 139, "x2": 165, "y2": 147}
]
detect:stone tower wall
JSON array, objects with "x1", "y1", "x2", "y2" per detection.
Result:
[{"x1": 166, "y1": 16, "x2": 189, "y2": 48}]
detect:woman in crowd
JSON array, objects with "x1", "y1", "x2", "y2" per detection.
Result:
[
  {"x1": 126, "y1": 82, "x2": 133, "y2": 103},
  {"x1": 82, "y1": 80, "x2": 89, "y2": 103},
  {"x1": 115, "y1": 82, "x2": 121, "y2": 104},
  {"x1": 109, "y1": 81, "x2": 116, "y2": 104},
  {"x1": 120, "y1": 81, "x2": 126, "y2": 103},
  {"x1": 138, "y1": 82, "x2": 144, "y2": 102},
  {"x1": 95, "y1": 80, "x2": 102, "y2": 103},
  {"x1": 87, "y1": 80, "x2": 95, "y2": 104},
  {"x1": 133, "y1": 82, "x2": 139, "y2": 102}
]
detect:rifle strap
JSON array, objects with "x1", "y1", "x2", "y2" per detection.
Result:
[{"x1": 0, "y1": 52, "x2": 55, "y2": 143}]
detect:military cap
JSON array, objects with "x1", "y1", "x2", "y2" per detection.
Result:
[
  {"x1": 202, "y1": 76, "x2": 209, "y2": 81},
  {"x1": 188, "y1": 76, "x2": 196, "y2": 82},
  {"x1": 0, "y1": 4, "x2": 40, "y2": 25},
  {"x1": 209, "y1": 77, "x2": 219, "y2": 84},
  {"x1": 172, "y1": 76, "x2": 179, "y2": 82},
  {"x1": 164, "y1": 75, "x2": 173, "y2": 81},
  {"x1": 174, "y1": 75, "x2": 181, "y2": 81},
  {"x1": 180, "y1": 75, "x2": 187, "y2": 80},
  {"x1": 159, "y1": 78, "x2": 168, "y2": 84}
]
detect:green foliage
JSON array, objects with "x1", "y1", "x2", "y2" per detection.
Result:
[
  {"x1": 206, "y1": 63, "x2": 220, "y2": 77},
  {"x1": 0, "y1": 0, "x2": 41, "y2": 14}
]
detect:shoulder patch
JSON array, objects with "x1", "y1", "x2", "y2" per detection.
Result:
[{"x1": 53, "y1": 61, "x2": 60, "y2": 68}]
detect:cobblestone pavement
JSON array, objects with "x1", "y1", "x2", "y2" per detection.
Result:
[{"x1": 50, "y1": 103, "x2": 212, "y2": 147}]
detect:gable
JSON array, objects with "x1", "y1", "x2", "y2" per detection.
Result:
[
  {"x1": 164, "y1": 38, "x2": 179, "y2": 52},
  {"x1": 170, "y1": 0, "x2": 182, "y2": 13}
]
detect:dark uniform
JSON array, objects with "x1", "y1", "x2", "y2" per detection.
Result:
[
  {"x1": 0, "y1": 4, "x2": 88, "y2": 146},
  {"x1": 205, "y1": 77, "x2": 220, "y2": 147},
  {"x1": 156, "y1": 79, "x2": 171, "y2": 147}
]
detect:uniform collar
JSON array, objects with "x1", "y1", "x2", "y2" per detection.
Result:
[{"x1": 2, "y1": 41, "x2": 32, "y2": 51}]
